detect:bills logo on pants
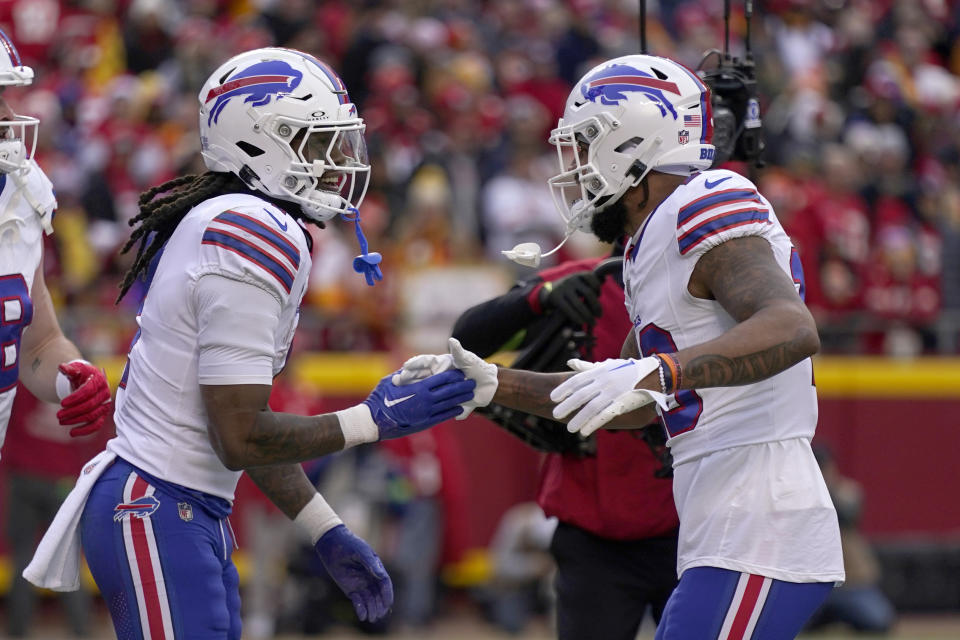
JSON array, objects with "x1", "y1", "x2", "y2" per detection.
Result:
[
  {"x1": 114, "y1": 495, "x2": 160, "y2": 522},
  {"x1": 81, "y1": 458, "x2": 241, "y2": 640}
]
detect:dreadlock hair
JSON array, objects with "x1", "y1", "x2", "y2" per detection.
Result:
[{"x1": 116, "y1": 171, "x2": 249, "y2": 302}]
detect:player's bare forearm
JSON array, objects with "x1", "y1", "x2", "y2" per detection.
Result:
[
  {"x1": 493, "y1": 368, "x2": 657, "y2": 428},
  {"x1": 668, "y1": 236, "x2": 820, "y2": 390},
  {"x1": 19, "y1": 265, "x2": 82, "y2": 403},
  {"x1": 493, "y1": 368, "x2": 569, "y2": 420},
  {"x1": 244, "y1": 410, "x2": 347, "y2": 466},
  {"x1": 201, "y1": 384, "x2": 346, "y2": 470},
  {"x1": 245, "y1": 463, "x2": 317, "y2": 519}
]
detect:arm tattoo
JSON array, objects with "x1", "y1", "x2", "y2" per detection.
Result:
[
  {"x1": 246, "y1": 463, "x2": 317, "y2": 519},
  {"x1": 31, "y1": 358, "x2": 41, "y2": 373},
  {"x1": 681, "y1": 236, "x2": 819, "y2": 389},
  {"x1": 243, "y1": 412, "x2": 345, "y2": 467},
  {"x1": 684, "y1": 332, "x2": 815, "y2": 388},
  {"x1": 693, "y1": 236, "x2": 803, "y2": 322}
]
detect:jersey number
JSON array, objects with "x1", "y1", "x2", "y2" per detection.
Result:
[
  {"x1": 636, "y1": 323, "x2": 703, "y2": 438},
  {"x1": 0, "y1": 275, "x2": 34, "y2": 392}
]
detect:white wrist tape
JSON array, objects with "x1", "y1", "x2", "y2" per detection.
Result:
[
  {"x1": 335, "y1": 404, "x2": 379, "y2": 449},
  {"x1": 55, "y1": 359, "x2": 92, "y2": 401},
  {"x1": 294, "y1": 493, "x2": 343, "y2": 544}
]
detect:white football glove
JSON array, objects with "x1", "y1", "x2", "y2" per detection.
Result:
[
  {"x1": 393, "y1": 338, "x2": 498, "y2": 420},
  {"x1": 550, "y1": 357, "x2": 669, "y2": 436}
]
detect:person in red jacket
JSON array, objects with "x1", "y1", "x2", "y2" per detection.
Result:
[{"x1": 451, "y1": 243, "x2": 678, "y2": 640}]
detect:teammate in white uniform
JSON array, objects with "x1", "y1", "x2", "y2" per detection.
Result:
[
  {"x1": 400, "y1": 54, "x2": 843, "y2": 639},
  {"x1": 0, "y1": 28, "x2": 110, "y2": 449},
  {"x1": 29, "y1": 48, "x2": 476, "y2": 640}
]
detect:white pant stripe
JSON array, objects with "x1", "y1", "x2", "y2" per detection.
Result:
[
  {"x1": 717, "y1": 573, "x2": 773, "y2": 640},
  {"x1": 120, "y1": 473, "x2": 174, "y2": 639}
]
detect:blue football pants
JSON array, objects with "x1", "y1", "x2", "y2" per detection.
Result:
[
  {"x1": 655, "y1": 566, "x2": 833, "y2": 640},
  {"x1": 80, "y1": 458, "x2": 241, "y2": 639}
]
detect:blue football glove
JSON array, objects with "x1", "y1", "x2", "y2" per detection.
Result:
[
  {"x1": 364, "y1": 369, "x2": 476, "y2": 440},
  {"x1": 314, "y1": 524, "x2": 393, "y2": 622}
]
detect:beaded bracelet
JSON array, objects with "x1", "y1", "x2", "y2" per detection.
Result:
[{"x1": 655, "y1": 353, "x2": 682, "y2": 395}]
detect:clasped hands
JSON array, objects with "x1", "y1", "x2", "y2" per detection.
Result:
[{"x1": 386, "y1": 338, "x2": 669, "y2": 436}]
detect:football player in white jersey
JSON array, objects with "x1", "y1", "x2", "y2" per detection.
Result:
[
  {"x1": 0, "y1": 28, "x2": 110, "y2": 449},
  {"x1": 399, "y1": 54, "x2": 844, "y2": 639},
  {"x1": 25, "y1": 48, "x2": 476, "y2": 639}
]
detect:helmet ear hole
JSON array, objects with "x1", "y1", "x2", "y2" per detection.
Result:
[
  {"x1": 615, "y1": 137, "x2": 644, "y2": 153},
  {"x1": 236, "y1": 141, "x2": 265, "y2": 157}
]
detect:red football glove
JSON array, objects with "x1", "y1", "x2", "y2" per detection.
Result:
[{"x1": 56, "y1": 360, "x2": 112, "y2": 437}]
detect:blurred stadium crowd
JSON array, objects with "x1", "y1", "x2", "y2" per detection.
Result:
[
  {"x1": 2, "y1": 0, "x2": 959, "y2": 358},
  {"x1": 2, "y1": 1, "x2": 960, "y2": 637}
]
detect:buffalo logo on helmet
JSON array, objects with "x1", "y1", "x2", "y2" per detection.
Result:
[
  {"x1": 204, "y1": 59, "x2": 304, "y2": 126},
  {"x1": 580, "y1": 63, "x2": 681, "y2": 119},
  {"x1": 113, "y1": 495, "x2": 160, "y2": 522}
]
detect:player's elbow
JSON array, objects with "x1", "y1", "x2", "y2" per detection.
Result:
[
  {"x1": 218, "y1": 452, "x2": 247, "y2": 472},
  {"x1": 209, "y1": 432, "x2": 248, "y2": 471},
  {"x1": 794, "y1": 324, "x2": 820, "y2": 359},
  {"x1": 790, "y1": 306, "x2": 821, "y2": 359}
]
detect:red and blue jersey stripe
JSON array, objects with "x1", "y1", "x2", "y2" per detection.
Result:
[
  {"x1": 677, "y1": 188, "x2": 770, "y2": 255},
  {"x1": 202, "y1": 211, "x2": 300, "y2": 293},
  {"x1": 678, "y1": 189, "x2": 764, "y2": 226},
  {"x1": 213, "y1": 210, "x2": 300, "y2": 266}
]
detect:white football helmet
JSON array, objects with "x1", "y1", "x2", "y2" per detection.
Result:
[
  {"x1": 0, "y1": 28, "x2": 38, "y2": 174},
  {"x1": 548, "y1": 54, "x2": 716, "y2": 232},
  {"x1": 198, "y1": 47, "x2": 369, "y2": 223}
]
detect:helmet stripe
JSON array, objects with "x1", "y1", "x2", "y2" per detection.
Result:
[
  {"x1": 0, "y1": 28, "x2": 22, "y2": 67},
  {"x1": 284, "y1": 49, "x2": 349, "y2": 105}
]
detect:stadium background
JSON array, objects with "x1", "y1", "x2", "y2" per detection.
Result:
[{"x1": 0, "y1": 0, "x2": 959, "y2": 637}]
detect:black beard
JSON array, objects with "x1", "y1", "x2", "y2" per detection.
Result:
[{"x1": 589, "y1": 197, "x2": 629, "y2": 244}]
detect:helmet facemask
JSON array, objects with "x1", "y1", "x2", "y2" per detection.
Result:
[
  {"x1": 275, "y1": 117, "x2": 370, "y2": 220},
  {"x1": 0, "y1": 113, "x2": 38, "y2": 174},
  {"x1": 548, "y1": 112, "x2": 656, "y2": 234}
]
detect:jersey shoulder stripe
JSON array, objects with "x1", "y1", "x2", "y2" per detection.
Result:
[
  {"x1": 201, "y1": 229, "x2": 295, "y2": 293},
  {"x1": 214, "y1": 210, "x2": 300, "y2": 268},
  {"x1": 677, "y1": 188, "x2": 763, "y2": 226},
  {"x1": 678, "y1": 207, "x2": 770, "y2": 255}
]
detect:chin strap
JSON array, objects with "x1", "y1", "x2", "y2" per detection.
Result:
[
  {"x1": 637, "y1": 176, "x2": 650, "y2": 212},
  {"x1": 341, "y1": 207, "x2": 383, "y2": 286},
  {"x1": 10, "y1": 170, "x2": 54, "y2": 235}
]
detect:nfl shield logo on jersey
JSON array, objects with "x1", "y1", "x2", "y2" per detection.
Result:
[
  {"x1": 678, "y1": 129, "x2": 690, "y2": 145},
  {"x1": 178, "y1": 502, "x2": 194, "y2": 522}
]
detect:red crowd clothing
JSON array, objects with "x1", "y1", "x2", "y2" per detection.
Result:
[{"x1": 529, "y1": 259, "x2": 679, "y2": 541}]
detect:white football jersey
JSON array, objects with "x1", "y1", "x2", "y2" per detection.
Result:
[
  {"x1": 623, "y1": 168, "x2": 816, "y2": 466},
  {"x1": 108, "y1": 193, "x2": 312, "y2": 500},
  {"x1": 623, "y1": 169, "x2": 843, "y2": 583},
  {"x1": 0, "y1": 160, "x2": 57, "y2": 451}
]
